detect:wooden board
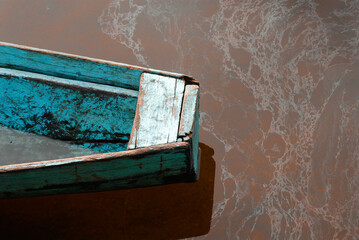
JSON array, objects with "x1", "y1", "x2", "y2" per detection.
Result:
[
  {"x1": 0, "y1": 41, "x2": 197, "y2": 90},
  {"x1": 0, "y1": 142, "x2": 192, "y2": 199},
  {"x1": 191, "y1": 96, "x2": 200, "y2": 178},
  {"x1": 178, "y1": 85, "x2": 199, "y2": 137},
  {"x1": 128, "y1": 73, "x2": 185, "y2": 149},
  {"x1": 0, "y1": 68, "x2": 137, "y2": 144},
  {"x1": 178, "y1": 84, "x2": 200, "y2": 179}
]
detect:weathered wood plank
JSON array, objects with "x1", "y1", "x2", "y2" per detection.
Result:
[
  {"x1": 191, "y1": 96, "x2": 200, "y2": 179},
  {"x1": 0, "y1": 41, "x2": 197, "y2": 90},
  {"x1": 0, "y1": 68, "x2": 137, "y2": 142},
  {"x1": 178, "y1": 84, "x2": 199, "y2": 137},
  {"x1": 178, "y1": 84, "x2": 200, "y2": 180},
  {"x1": 0, "y1": 142, "x2": 191, "y2": 199},
  {"x1": 128, "y1": 73, "x2": 185, "y2": 149}
]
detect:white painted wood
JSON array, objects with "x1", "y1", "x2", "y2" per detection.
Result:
[
  {"x1": 178, "y1": 85, "x2": 199, "y2": 137},
  {"x1": 128, "y1": 73, "x2": 185, "y2": 149},
  {"x1": 183, "y1": 136, "x2": 190, "y2": 141}
]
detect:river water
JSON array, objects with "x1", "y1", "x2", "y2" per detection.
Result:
[{"x1": 0, "y1": 1, "x2": 358, "y2": 239}]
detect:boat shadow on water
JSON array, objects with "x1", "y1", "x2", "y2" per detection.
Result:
[{"x1": 0, "y1": 143, "x2": 215, "y2": 240}]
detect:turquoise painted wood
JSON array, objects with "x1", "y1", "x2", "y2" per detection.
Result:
[
  {"x1": 0, "y1": 41, "x2": 195, "y2": 90},
  {"x1": 0, "y1": 42, "x2": 200, "y2": 198},
  {"x1": 191, "y1": 95, "x2": 200, "y2": 178},
  {"x1": 178, "y1": 85, "x2": 200, "y2": 179},
  {"x1": 0, "y1": 68, "x2": 137, "y2": 146},
  {"x1": 0, "y1": 143, "x2": 190, "y2": 199}
]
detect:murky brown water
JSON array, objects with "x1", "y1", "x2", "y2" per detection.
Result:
[{"x1": 1, "y1": 0, "x2": 359, "y2": 239}]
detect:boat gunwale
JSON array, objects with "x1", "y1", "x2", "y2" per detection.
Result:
[
  {"x1": 0, "y1": 41, "x2": 199, "y2": 86},
  {"x1": 0, "y1": 142, "x2": 190, "y2": 173}
]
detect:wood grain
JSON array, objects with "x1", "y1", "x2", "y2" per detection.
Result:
[
  {"x1": 0, "y1": 68, "x2": 137, "y2": 143},
  {"x1": 0, "y1": 41, "x2": 197, "y2": 90},
  {"x1": 128, "y1": 73, "x2": 185, "y2": 149},
  {"x1": 178, "y1": 84, "x2": 199, "y2": 137},
  {"x1": 191, "y1": 95, "x2": 200, "y2": 179},
  {"x1": 0, "y1": 142, "x2": 192, "y2": 198}
]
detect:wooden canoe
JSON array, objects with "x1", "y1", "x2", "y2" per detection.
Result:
[{"x1": 0, "y1": 41, "x2": 200, "y2": 199}]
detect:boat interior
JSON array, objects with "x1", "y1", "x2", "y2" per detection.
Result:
[{"x1": 0, "y1": 42, "x2": 196, "y2": 166}]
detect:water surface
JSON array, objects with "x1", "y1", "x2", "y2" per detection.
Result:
[{"x1": 0, "y1": 0, "x2": 358, "y2": 239}]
